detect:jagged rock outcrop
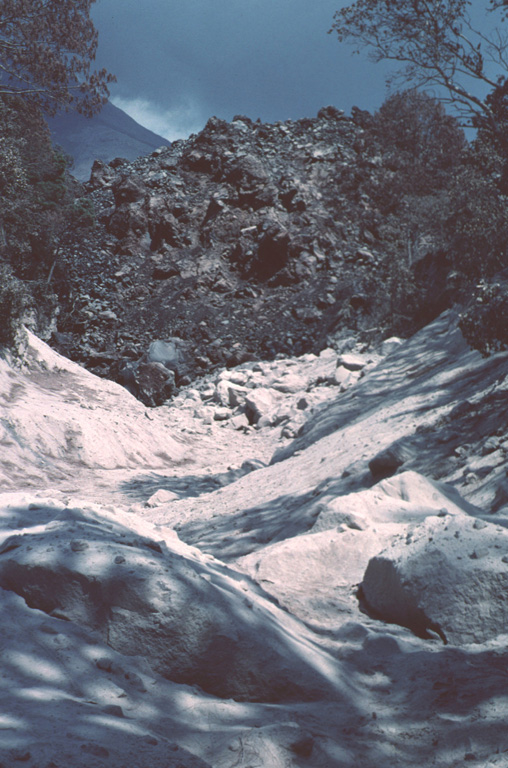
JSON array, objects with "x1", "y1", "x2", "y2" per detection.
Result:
[{"x1": 52, "y1": 108, "x2": 405, "y2": 400}]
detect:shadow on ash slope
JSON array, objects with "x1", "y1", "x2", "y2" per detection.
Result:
[{"x1": 3, "y1": 312, "x2": 508, "y2": 766}]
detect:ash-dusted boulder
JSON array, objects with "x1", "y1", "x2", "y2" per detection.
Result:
[
  {"x1": 361, "y1": 514, "x2": 508, "y2": 644},
  {"x1": 244, "y1": 387, "x2": 281, "y2": 425},
  {"x1": 307, "y1": 348, "x2": 338, "y2": 384},
  {"x1": 213, "y1": 406, "x2": 232, "y2": 420},
  {"x1": 145, "y1": 489, "x2": 179, "y2": 507},
  {"x1": 0, "y1": 503, "x2": 336, "y2": 703},
  {"x1": 238, "y1": 526, "x2": 396, "y2": 631},
  {"x1": 369, "y1": 443, "x2": 408, "y2": 480},
  {"x1": 238, "y1": 471, "x2": 477, "y2": 631},
  {"x1": 332, "y1": 366, "x2": 360, "y2": 391},
  {"x1": 230, "y1": 413, "x2": 249, "y2": 430},
  {"x1": 218, "y1": 369, "x2": 249, "y2": 386},
  {"x1": 215, "y1": 379, "x2": 248, "y2": 407},
  {"x1": 271, "y1": 373, "x2": 308, "y2": 394},
  {"x1": 380, "y1": 336, "x2": 404, "y2": 356},
  {"x1": 312, "y1": 471, "x2": 473, "y2": 533},
  {"x1": 337, "y1": 353, "x2": 366, "y2": 371}
]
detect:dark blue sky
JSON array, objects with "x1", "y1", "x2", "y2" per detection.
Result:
[{"x1": 91, "y1": 0, "x2": 394, "y2": 140}]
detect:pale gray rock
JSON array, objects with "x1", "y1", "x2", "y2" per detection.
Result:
[
  {"x1": 238, "y1": 471, "x2": 475, "y2": 631},
  {"x1": 218, "y1": 370, "x2": 249, "y2": 386},
  {"x1": 238, "y1": 526, "x2": 397, "y2": 631},
  {"x1": 194, "y1": 405, "x2": 214, "y2": 424},
  {"x1": 318, "y1": 348, "x2": 338, "y2": 360},
  {"x1": 229, "y1": 371, "x2": 249, "y2": 385},
  {"x1": 312, "y1": 471, "x2": 474, "y2": 533},
  {"x1": 361, "y1": 514, "x2": 508, "y2": 644},
  {"x1": 244, "y1": 387, "x2": 281, "y2": 425},
  {"x1": 200, "y1": 385, "x2": 216, "y2": 400},
  {"x1": 98, "y1": 309, "x2": 119, "y2": 323},
  {"x1": 145, "y1": 489, "x2": 179, "y2": 507},
  {"x1": 332, "y1": 365, "x2": 360, "y2": 391},
  {"x1": 309, "y1": 350, "x2": 339, "y2": 384},
  {"x1": 380, "y1": 336, "x2": 404, "y2": 356},
  {"x1": 174, "y1": 389, "x2": 201, "y2": 409},
  {"x1": 337, "y1": 353, "x2": 366, "y2": 371},
  {"x1": 146, "y1": 339, "x2": 182, "y2": 371},
  {"x1": 213, "y1": 406, "x2": 232, "y2": 421},
  {"x1": 215, "y1": 379, "x2": 248, "y2": 407},
  {"x1": 230, "y1": 413, "x2": 250, "y2": 430},
  {"x1": 271, "y1": 374, "x2": 308, "y2": 394},
  {"x1": 280, "y1": 423, "x2": 299, "y2": 438}
]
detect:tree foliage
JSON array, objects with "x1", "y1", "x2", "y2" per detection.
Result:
[
  {"x1": 330, "y1": 0, "x2": 508, "y2": 132},
  {"x1": 330, "y1": 0, "x2": 508, "y2": 351},
  {"x1": 368, "y1": 89, "x2": 467, "y2": 194},
  {"x1": 459, "y1": 276, "x2": 508, "y2": 354},
  {"x1": 0, "y1": 0, "x2": 115, "y2": 115},
  {"x1": 0, "y1": 95, "x2": 94, "y2": 345}
]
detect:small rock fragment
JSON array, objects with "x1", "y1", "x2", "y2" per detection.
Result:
[
  {"x1": 214, "y1": 407, "x2": 232, "y2": 421},
  {"x1": 338, "y1": 353, "x2": 365, "y2": 371},
  {"x1": 102, "y1": 704, "x2": 124, "y2": 717},
  {"x1": 145, "y1": 489, "x2": 179, "y2": 507},
  {"x1": 70, "y1": 540, "x2": 89, "y2": 553}
]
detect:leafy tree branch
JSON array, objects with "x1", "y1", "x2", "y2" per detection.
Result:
[{"x1": 0, "y1": 0, "x2": 115, "y2": 116}]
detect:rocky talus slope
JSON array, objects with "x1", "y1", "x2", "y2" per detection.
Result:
[
  {"x1": 3, "y1": 310, "x2": 508, "y2": 767},
  {"x1": 52, "y1": 107, "x2": 422, "y2": 403}
]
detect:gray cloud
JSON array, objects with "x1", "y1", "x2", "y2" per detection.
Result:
[{"x1": 92, "y1": 0, "x2": 392, "y2": 138}]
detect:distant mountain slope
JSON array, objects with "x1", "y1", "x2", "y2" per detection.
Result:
[{"x1": 46, "y1": 101, "x2": 169, "y2": 181}]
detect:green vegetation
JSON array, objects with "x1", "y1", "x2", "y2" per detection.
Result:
[
  {"x1": 0, "y1": 263, "x2": 26, "y2": 346},
  {"x1": 0, "y1": 0, "x2": 115, "y2": 116},
  {"x1": 0, "y1": 0, "x2": 110, "y2": 348},
  {"x1": 332, "y1": 0, "x2": 508, "y2": 351},
  {"x1": 0, "y1": 95, "x2": 95, "y2": 346}
]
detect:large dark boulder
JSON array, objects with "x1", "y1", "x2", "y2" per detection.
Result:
[
  {"x1": 254, "y1": 223, "x2": 291, "y2": 280},
  {"x1": 112, "y1": 175, "x2": 147, "y2": 205},
  {"x1": 118, "y1": 360, "x2": 176, "y2": 406}
]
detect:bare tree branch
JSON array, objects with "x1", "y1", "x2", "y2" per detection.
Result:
[{"x1": 330, "y1": 0, "x2": 507, "y2": 131}]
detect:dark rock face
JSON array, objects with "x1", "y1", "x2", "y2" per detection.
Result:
[{"x1": 52, "y1": 108, "x2": 402, "y2": 399}]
